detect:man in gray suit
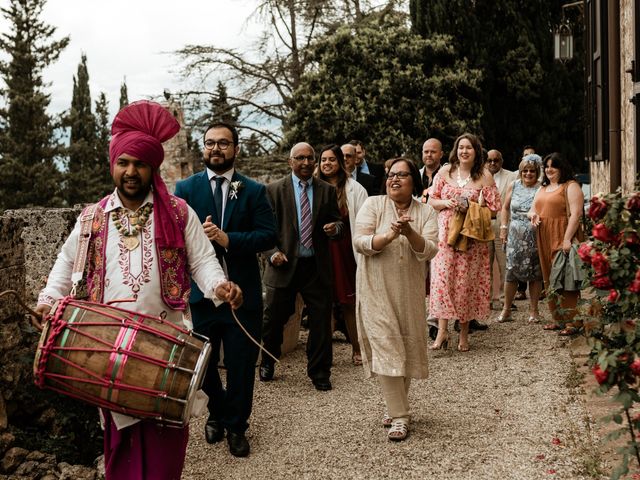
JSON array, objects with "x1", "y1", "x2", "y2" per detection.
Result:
[{"x1": 260, "y1": 142, "x2": 343, "y2": 391}]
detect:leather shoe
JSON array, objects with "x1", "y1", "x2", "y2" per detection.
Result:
[
  {"x1": 312, "y1": 378, "x2": 332, "y2": 391},
  {"x1": 227, "y1": 431, "x2": 250, "y2": 457},
  {"x1": 428, "y1": 325, "x2": 438, "y2": 341},
  {"x1": 259, "y1": 363, "x2": 274, "y2": 382},
  {"x1": 469, "y1": 319, "x2": 488, "y2": 331},
  {"x1": 205, "y1": 418, "x2": 225, "y2": 444}
]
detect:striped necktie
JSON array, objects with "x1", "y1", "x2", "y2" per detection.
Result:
[{"x1": 299, "y1": 180, "x2": 313, "y2": 249}]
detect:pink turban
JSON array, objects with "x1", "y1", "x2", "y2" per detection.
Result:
[{"x1": 109, "y1": 100, "x2": 183, "y2": 248}]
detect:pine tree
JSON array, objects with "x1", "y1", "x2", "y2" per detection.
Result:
[
  {"x1": 0, "y1": 0, "x2": 69, "y2": 209},
  {"x1": 119, "y1": 80, "x2": 129, "y2": 110},
  {"x1": 209, "y1": 81, "x2": 239, "y2": 125},
  {"x1": 64, "y1": 54, "x2": 98, "y2": 206}
]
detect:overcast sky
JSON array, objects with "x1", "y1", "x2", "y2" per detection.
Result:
[{"x1": 3, "y1": 0, "x2": 260, "y2": 117}]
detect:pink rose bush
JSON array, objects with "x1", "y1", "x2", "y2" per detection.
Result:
[{"x1": 583, "y1": 183, "x2": 640, "y2": 479}]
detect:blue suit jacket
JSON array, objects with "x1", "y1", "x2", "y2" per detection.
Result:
[{"x1": 175, "y1": 171, "x2": 277, "y2": 325}]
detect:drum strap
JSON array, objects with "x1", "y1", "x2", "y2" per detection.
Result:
[{"x1": 71, "y1": 203, "x2": 98, "y2": 297}]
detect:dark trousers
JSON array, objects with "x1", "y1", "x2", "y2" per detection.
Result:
[
  {"x1": 263, "y1": 257, "x2": 333, "y2": 381},
  {"x1": 191, "y1": 299, "x2": 261, "y2": 434}
]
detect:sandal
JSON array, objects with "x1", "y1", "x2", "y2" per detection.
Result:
[
  {"x1": 352, "y1": 353, "x2": 363, "y2": 366},
  {"x1": 387, "y1": 420, "x2": 409, "y2": 441},
  {"x1": 558, "y1": 326, "x2": 580, "y2": 336},
  {"x1": 527, "y1": 315, "x2": 541, "y2": 324},
  {"x1": 543, "y1": 323, "x2": 561, "y2": 331},
  {"x1": 496, "y1": 313, "x2": 513, "y2": 323},
  {"x1": 382, "y1": 413, "x2": 392, "y2": 428}
]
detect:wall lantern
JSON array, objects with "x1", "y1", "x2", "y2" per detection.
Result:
[{"x1": 553, "y1": 1, "x2": 583, "y2": 62}]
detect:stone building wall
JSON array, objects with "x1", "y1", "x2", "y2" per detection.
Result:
[
  {"x1": 620, "y1": 0, "x2": 636, "y2": 193},
  {"x1": 161, "y1": 99, "x2": 195, "y2": 193}
]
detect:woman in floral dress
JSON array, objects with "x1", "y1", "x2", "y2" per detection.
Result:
[
  {"x1": 428, "y1": 133, "x2": 500, "y2": 352},
  {"x1": 498, "y1": 156, "x2": 542, "y2": 323}
]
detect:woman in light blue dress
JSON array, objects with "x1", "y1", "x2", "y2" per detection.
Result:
[{"x1": 497, "y1": 157, "x2": 543, "y2": 323}]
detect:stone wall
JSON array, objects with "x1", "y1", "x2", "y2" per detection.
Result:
[{"x1": 0, "y1": 208, "x2": 101, "y2": 479}]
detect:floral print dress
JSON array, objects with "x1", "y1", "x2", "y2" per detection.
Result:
[
  {"x1": 505, "y1": 180, "x2": 542, "y2": 282},
  {"x1": 428, "y1": 173, "x2": 501, "y2": 322}
]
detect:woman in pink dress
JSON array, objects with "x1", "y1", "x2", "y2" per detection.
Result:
[{"x1": 428, "y1": 133, "x2": 500, "y2": 352}]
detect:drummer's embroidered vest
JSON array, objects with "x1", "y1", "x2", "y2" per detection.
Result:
[{"x1": 83, "y1": 195, "x2": 191, "y2": 310}]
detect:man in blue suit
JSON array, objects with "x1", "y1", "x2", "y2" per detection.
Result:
[{"x1": 174, "y1": 122, "x2": 276, "y2": 458}]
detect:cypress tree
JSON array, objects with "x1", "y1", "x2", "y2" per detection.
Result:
[
  {"x1": 119, "y1": 80, "x2": 129, "y2": 110},
  {"x1": 64, "y1": 54, "x2": 99, "y2": 206},
  {"x1": 209, "y1": 81, "x2": 239, "y2": 126},
  {"x1": 0, "y1": 0, "x2": 69, "y2": 209},
  {"x1": 94, "y1": 92, "x2": 113, "y2": 197}
]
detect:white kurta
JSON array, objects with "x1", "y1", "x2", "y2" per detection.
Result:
[
  {"x1": 38, "y1": 189, "x2": 227, "y2": 428},
  {"x1": 353, "y1": 196, "x2": 438, "y2": 379}
]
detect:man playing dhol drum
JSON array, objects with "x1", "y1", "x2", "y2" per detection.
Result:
[{"x1": 32, "y1": 100, "x2": 242, "y2": 480}]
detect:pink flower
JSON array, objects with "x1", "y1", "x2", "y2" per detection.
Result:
[
  {"x1": 551, "y1": 437, "x2": 561, "y2": 445},
  {"x1": 588, "y1": 196, "x2": 608, "y2": 220},
  {"x1": 590, "y1": 252, "x2": 609, "y2": 274},
  {"x1": 577, "y1": 242, "x2": 593, "y2": 264},
  {"x1": 627, "y1": 193, "x2": 640, "y2": 212},
  {"x1": 625, "y1": 232, "x2": 640, "y2": 246},
  {"x1": 592, "y1": 365, "x2": 608, "y2": 384},
  {"x1": 630, "y1": 359, "x2": 640, "y2": 376},
  {"x1": 607, "y1": 289, "x2": 620, "y2": 303},
  {"x1": 592, "y1": 223, "x2": 616, "y2": 243},
  {"x1": 592, "y1": 274, "x2": 613, "y2": 289},
  {"x1": 630, "y1": 280, "x2": 640, "y2": 294}
]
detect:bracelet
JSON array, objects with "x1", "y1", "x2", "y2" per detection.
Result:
[{"x1": 500, "y1": 225, "x2": 508, "y2": 229}]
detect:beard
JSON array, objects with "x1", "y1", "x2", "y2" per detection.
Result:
[
  {"x1": 115, "y1": 176, "x2": 152, "y2": 204},
  {"x1": 204, "y1": 152, "x2": 236, "y2": 173}
]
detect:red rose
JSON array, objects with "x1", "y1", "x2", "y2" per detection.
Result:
[
  {"x1": 592, "y1": 223, "x2": 616, "y2": 243},
  {"x1": 593, "y1": 366, "x2": 609, "y2": 384},
  {"x1": 631, "y1": 359, "x2": 640, "y2": 376},
  {"x1": 592, "y1": 275, "x2": 613, "y2": 289},
  {"x1": 588, "y1": 196, "x2": 608, "y2": 220},
  {"x1": 590, "y1": 252, "x2": 609, "y2": 274},
  {"x1": 630, "y1": 280, "x2": 640, "y2": 294},
  {"x1": 607, "y1": 289, "x2": 620, "y2": 303},
  {"x1": 627, "y1": 193, "x2": 640, "y2": 212},
  {"x1": 577, "y1": 242, "x2": 593, "y2": 264},
  {"x1": 625, "y1": 232, "x2": 640, "y2": 246}
]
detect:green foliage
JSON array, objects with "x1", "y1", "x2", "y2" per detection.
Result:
[
  {"x1": 410, "y1": 0, "x2": 585, "y2": 169},
  {"x1": 0, "y1": 0, "x2": 69, "y2": 209},
  {"x1": 579, "y1": 181, "x2": 640, "y2": 477},
  {"x1": 119, "y1": 80, "x2": 129, "y2": 110},
  {"x1": 62, "y1": 55, "x2": 111, "y2": 205},
  {"x1": 284, "y1": 13, "x2": 483, "y2": 161},
  {"x1": 209, "y1": 81, "x2": 240, "y2": 126}
]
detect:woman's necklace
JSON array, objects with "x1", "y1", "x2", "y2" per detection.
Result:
[
  {"x1": 546, "y1": 183, "x2": 560, "y2": 193},
  {"x1": 456, "y1": 169, "x2": 472, "y2": 188},
  {"x1": 111, "y1": 203, "x2": 153, "y2": 251}
]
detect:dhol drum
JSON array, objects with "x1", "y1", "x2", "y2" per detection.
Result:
[{"x1": 33, "y1": 296, "x2": 211, "y2": 427}]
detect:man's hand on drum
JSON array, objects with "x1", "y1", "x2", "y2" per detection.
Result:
[
  {"x1": 215, "y1": 281, "x2": 243, "y2": 310},
  {"x1": 32, "y1": 304, "x2": 52, "y2": 331}
]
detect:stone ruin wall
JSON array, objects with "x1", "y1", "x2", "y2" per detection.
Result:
[{"x1": 0, "y1": 208, "x2": 100, "y2": 479}]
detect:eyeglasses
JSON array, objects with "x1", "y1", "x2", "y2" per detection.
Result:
[
  {"x1": 291, "y1": 155, "x2": 315, "y2": 162},
  {"x1": 386, "y1": 171, "x2": 411, "y2": 179},
  {"x1": 204, "y1": 139, "x2": 233, "y2": 150},
  {"x1": 486, "y1": 158, "x2": 501, "y2": 164},
  {"x1": 522, "y1": 169, "x2": 537, "y2": 173}
]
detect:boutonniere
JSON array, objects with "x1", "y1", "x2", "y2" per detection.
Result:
[{"x1": 228, "y1": 180, "x2": 244, "y2": 200}]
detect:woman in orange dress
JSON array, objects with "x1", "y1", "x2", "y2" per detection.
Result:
[{"x1": 528, "y1": 152, "x2": 584, "y2": 334}]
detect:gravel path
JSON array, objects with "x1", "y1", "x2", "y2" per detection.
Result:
[{"x1": 182, "y1": 303, "x2": 603, "y2": 480}]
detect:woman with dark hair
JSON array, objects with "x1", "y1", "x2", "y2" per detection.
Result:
[
  {"x1": 428, "y1": 133, "x2": 500, "y2": 352},
  {"x1": 315, "y1": 144, "x2": 368, "y2": 364},
  {"x1": 529, "y1": 152, "x2": 584, "y2": 334},
  {"x1": 353, "y1": 157, "x2": 438, "y2": 441}
]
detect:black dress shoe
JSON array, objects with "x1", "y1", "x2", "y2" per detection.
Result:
[
  {"x1": 205, "y1": 418, "x2": 225, "y2": 444},
  {"x1": 227, "y1": 431, "x2": 250, "y2": 457},
  {"x1": 428, "y1": 325, "x2": 438, "y2": 341},
  {"x1": 454, "y1": 320, "x2": 460, "y2": 332},
  {"x1": 259, "y1": 363, "x2": 274, "y2": 381},
  {"x1": 469, "y1": 319, "x2": 489, "y2": 331},
  {"x1": 312, "y1": 379, "x2": 332, "y2": 391}
]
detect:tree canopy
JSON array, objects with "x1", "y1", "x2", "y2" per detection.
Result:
[
  {"x1": 0, "y1": 0, "x2": 69, "y2": 209},
  {"x1": 410, "y1": 0, "x2": 585, "y2": 169},
  {"x1": 284, "y1": 12, "x2": 483, "y2": 162}
]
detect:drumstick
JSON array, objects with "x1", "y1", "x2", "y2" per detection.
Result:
[
  {"x1": 0, "y1": 289, "x2": 43, "y2": 321},
  {"x1": 230, "y1": 309, "x2": 280, "y2": 364}
]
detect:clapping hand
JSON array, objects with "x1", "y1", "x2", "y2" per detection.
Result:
[{"x1": 203, "y1": 215, "x2": 229, "y2": 248}]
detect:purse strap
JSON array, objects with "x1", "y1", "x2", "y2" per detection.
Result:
[{"x1": 70, "y1": 203, "x2": 98, "y2": 297}]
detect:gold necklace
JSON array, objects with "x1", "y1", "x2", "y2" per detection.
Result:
[{"x1": 111, "y1": 203, "x2": 153, "y2": 251}]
